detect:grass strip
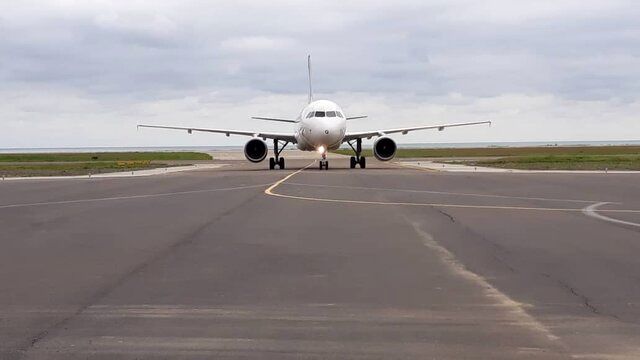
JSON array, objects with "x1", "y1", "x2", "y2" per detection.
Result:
[
  {"x1": 0, "y1": 161, "x2": 172, "y2": 177},
  {"x1": 468, "y1": 155, "x2": 640, "y2": 171},
  {"x1": 0, "y1": 151, "x2": 212, "y2": 162}
]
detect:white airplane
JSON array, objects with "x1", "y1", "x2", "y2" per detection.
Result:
[{"x1": 139, "y1": 56, "x2": 490, "y2": 170}]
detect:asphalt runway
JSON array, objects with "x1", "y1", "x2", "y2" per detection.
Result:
[{"x1": 1, "y1": 157, "x2": 640, "y2": 359}]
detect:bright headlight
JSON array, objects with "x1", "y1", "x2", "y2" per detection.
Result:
[{"x1": 317, "y1": 145, "x2": 326, "y2": 154}]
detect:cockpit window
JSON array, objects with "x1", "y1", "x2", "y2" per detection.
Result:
[
  {"x1": 314, "y1": 111, "x2": 325, "y2": 117},
  {"x1": 336, "y1": 111, "x2": 344, "y2": 118},
  {"x1": 306, "y1": 112, "x2": 314, "y2": 118},
  {"x1": 326, "y1": 111, "x2": 336, "y2": 117}
]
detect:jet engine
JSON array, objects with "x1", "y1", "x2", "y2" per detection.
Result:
[
  {"x1": 244, "y1": 138, "x2": 268, "y2": 162},
  {"x1": 373, "y1": 136, "x2": 397, "y2": 161}
]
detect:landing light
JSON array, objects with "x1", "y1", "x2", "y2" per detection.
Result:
[{"x1": 317, "y1": 145, "x2": 326, "y2": 154}]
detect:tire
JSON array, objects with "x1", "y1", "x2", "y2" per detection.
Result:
[
  {"x1": 350, "y1": 156, "x2": 356, "y2": 168},
  {"x1": 278, "y1": 157, "x2": 285, "y2": 169},
  {"x1": 359, "y1": 156, "x2": 366, "y2": 169},
  {"x1": 319, "y1": 161, "x2": 323, "y2": 170},
  {"x1": 269, "y1": 157, "x2": 275, "y2": 170},
  {"x1": 325, "y1": 161, "x2": 329, "y2": 170}
]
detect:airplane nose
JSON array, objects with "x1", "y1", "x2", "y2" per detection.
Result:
[{"x1": 320, "y1": 129, "x2": 332, "y2": 142}]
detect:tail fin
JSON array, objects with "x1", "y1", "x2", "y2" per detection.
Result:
[{"x1": 307, "y1": 55, "x2": 313, "y2": 104}]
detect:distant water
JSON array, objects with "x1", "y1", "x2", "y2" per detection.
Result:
[{"x1": 1, "y1": 140, "x2": 639, "y2": 153}]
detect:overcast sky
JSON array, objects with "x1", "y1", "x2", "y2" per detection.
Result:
[{"x1": 1, "y1": 0, "x2": 639, "y2": 148}]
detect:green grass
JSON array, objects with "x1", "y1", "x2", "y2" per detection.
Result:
[
  {"x1": 0, "y1": 151, "x2": 212, "y2": 177},
  {"x1": 334, "y1": 145, "x2": 640, "y2": 170},
  {"x1": 333, "y1": 146, "x2": 640, "y2": 158},
  {"x1": 0, "y1": 151, "x2": 212, "y2": 162},
  {"x1": 0, "y1": 161, "x2": 170, "y2": 177},
  {"x1": 468, "y1": 155, "x2": 640, "y2": 171}
]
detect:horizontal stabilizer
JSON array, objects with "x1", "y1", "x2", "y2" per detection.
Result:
[{"x1": 252, "y1": 116, "x2": 298, "y2": 123}]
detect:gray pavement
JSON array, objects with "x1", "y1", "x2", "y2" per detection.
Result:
[{"x1": 1, "y1": 156, "x2": 640, "y2": 359}]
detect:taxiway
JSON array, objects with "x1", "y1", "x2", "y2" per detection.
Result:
[{"x1": 1, "y1": 156, "x2": 639, "y2": 359}]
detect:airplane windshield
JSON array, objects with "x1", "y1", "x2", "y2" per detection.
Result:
[
  {"x1": 336, "y1": 112, "x2": 344, "y2": 118},
  {"x1": 315, "y1": 111, "x2": 325, "y2": 117},
  {"x1": 326, "y1": 111, "x2": 336, "y2": 117}
]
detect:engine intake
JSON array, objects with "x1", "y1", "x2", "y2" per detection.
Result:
[
  {"x1": 244, "y1": 138, "x2": 268, "y2": 163},
  {"x1": 373, "y1": 137, "x2": 397, "y2": 161}
]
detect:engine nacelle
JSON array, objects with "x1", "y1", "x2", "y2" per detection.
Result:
[
  {"x1": 244, "y1": 138, "x2": 268, "y2": 163},
  {"x1": 373, "y1": 136, "x2": 397, "y2": 161}
]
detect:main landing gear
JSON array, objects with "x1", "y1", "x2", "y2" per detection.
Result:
[
  {"x1": 347, "y1": 138, "x2": 366, "y2": 169},
  {"x1": 269, "y1": 139, "x2": 289, "y2": 170}
]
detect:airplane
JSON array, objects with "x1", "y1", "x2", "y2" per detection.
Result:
[{"x1": 138, "y1": 56, "x2": 491, "y2": 170}]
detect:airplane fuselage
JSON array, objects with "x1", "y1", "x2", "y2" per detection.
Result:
[{"x1": 294, "y1": 100, "x2": 346, "y2": 153}]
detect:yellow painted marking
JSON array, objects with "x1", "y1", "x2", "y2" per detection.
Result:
[
  {"x1": 265, "y1": 166, "x2": 640, "y2": 214},
  {"x1": 283, "y1": 182, "x2": 607, "y2": 204},
  {"x1": 264, "y1": 162, "x2": 314, "y2": 196}
]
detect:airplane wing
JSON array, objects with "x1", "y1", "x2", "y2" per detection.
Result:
[
  {"x1": 138, "y1": 124, "x2": 297, "y2": 143},
  {"x1": 343, "y1": 120, "x2": 491, "y2": 142}
]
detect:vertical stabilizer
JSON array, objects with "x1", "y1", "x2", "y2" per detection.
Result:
[{"x1": 307, "y1": 55, "x2": 313, "y2": 104}]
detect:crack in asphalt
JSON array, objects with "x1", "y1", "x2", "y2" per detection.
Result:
[
  {"x1": 557, "y1": 280, "x2": 602, "y2": 315},
  {"x1": 431, "y1": 207, "x2": 517, "y2": 274},
  {"x1": 437, "y1": 209, "x2": 456, "y2": 223},
  {"x1": 541, "y1": 273, "x2": 624, "y2": 323},
  {"x1": 16, "y1": 189, "x2": 265, "y2": 358},
  {"x1": 431, "y1": 207, "x2": 518, "y2": 272}
]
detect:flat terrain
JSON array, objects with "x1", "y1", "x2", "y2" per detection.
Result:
[
  {"x1": 471, "y1": 154, "x2": 640, "y2": 170},
  {"x1": 336, "y1": 145, "x2": 640, "y2": 170},
  {"x1": 335, "y1": 145, "x2": 640, "y2": 158},
  {"x1": 0, "y1": 152, "x2": 212, "y2": 177},
  {"x1": 1, "y1": 154, "x2": 640, "y2": 359},
  {"x1": 0, "y1": 152, "x2": 212, "y2": 162}
]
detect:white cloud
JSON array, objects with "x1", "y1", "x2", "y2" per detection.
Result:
[
  {"x1": 2, "y1": 88, "x2": 638, "y2": 148},
  {"x1": 219, "y1": 36, "x2": 295, "y2": 52},
  {"x1": 0, "y1": 0, "x2": 639, "y2": 147}
]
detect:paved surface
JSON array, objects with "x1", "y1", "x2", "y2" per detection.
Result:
[
  {"x1": 1, "y1": 164, "x2": 226, "y2": 181},
  {"x1": 400, "y1": 160, "x2": 640, "y2": 174},
  {"x1": 1, "y1": 155, "x2": 640, "y2": 359}
]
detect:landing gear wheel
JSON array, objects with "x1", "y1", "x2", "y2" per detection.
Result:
[
  {"x1": 319, "y1": 160, "x2": 328, "y2": 170},
  {"x1": 347, "y1": 138, "x2": 365, "y2": 169},
  {"x1": 269, "y1": 139, "x2": 290, "y2": 170}
]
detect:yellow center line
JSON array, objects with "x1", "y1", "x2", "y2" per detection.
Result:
[
  {"x1": 264, "y1": 164, "x2": 640, "y2": 214},
  {"x1": 264, "y1": 162, "x2": 315, "y2": 195}
]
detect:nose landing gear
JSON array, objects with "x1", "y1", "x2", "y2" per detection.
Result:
[{"x1": 319, "y1": 149, "x2": 329, "y2": 170}]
